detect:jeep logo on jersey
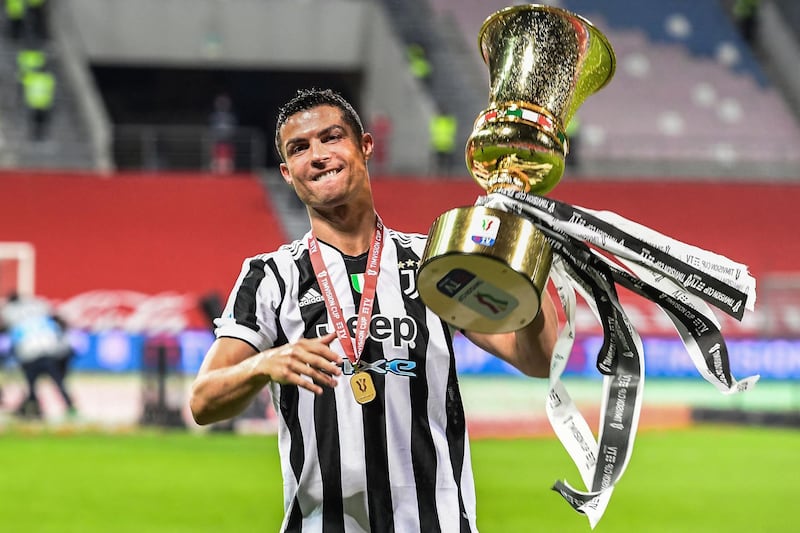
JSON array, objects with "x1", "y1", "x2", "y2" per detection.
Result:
[
  {"x1": 315, "y1": 314, "x2": 418, "y2": 349},
  {"x1": 339, "y1": 358, "x2": 417, "y2": 377}
]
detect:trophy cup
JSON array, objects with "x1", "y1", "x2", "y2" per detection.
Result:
[{"x1": 417, "y1": 4, "x2": 616, "y2": 333}]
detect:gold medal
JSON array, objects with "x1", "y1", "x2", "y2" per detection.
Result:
[{"x1": 350, "y1": 372, "x2": 376, "y2": 404}]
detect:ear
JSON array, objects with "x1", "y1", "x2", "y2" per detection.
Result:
[
  {"x1": 279, "y1": 163, "x2": 293, "y2": 187},
  {"x1": 361, "y1": 132, "x2": 374, "y2": 161}
]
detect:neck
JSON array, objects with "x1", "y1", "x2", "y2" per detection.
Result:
[{"x1": 309, "y1": 204, "x2": 377, "y2": 256}]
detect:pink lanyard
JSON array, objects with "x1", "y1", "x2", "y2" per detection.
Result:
[{"x1": 307, "y1": 216, "x2": 384, "y2": 364}]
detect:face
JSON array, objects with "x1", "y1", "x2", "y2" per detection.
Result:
[{"x1": 279, "y1": 105, "x2": 373, "y2": 209}]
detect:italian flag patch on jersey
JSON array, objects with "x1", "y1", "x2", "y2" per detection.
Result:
[{"x1": 350, "y1": 273, "x2": 364, "y2": 294}]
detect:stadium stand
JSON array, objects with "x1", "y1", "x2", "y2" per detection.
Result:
[
  {"x1": 0, "y1": 17, "x2": 93, "y2": 169},
  {"x1": 377, "y1": 0, "x2": 486, "y2": 174},
  {"x1": 0, "y1": 4, "x2": 794, "y2": 337},
  {"x1": 4, "y1": 0, "x2": 796, "y2": 180},
  {"x1": 0, "y1": 0, "x2": 797, "y2": 450},
  {"x1": 563, "y1": 0, "x2": 769, "y2": 84},
  {"x1": 428, "y1": 0, "x2": 800, "y2": 178}
]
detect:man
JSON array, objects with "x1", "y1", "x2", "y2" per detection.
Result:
[
  {"x1": 190, "y1": 88, "x2": 558, "y2": 532},
  {"x1": 429, "y1": 112, "x2": 457, "y2": 175},
  {"x1": 209, "y1": 93, "x2": 238, "y2": 174},
  {"x1": 0, "y1": 292, "x2": 76, "y2": 419},
  {"x1": 22, "y1": 68, "x2": 56, "y2": 141}
]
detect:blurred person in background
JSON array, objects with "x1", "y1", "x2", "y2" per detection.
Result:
[
  {"x1": 4, "y1": 0, "x2": 25, "y2": 41},
  {"x1": 190, "y1": 88, "x2": 558, "y2": 532},
  {"x1": 27, "y1": 0, "x2": 48, "y2": 41},
  {"x1": 733, "y1": 0, "x2": 760, "y2": 46},
  {"x1": 209, "y1": 93, "x2": 238, "y2": 174},
  {"x1": 16, "y1": 47, "x2": 46, "y2": 82},
  {"x1": 429, "y1": 111, "x2": 458, "y2": 175},
  {"x1": 368, "y1": 110, "x2": 392, "y2": 175},
  {"x1": 22, "y1": 67, "x2": 56, "y2": 142},
  {"x1": 406, "y1": 43, "x2": 432, "y2": 87},
  {"x1": 16, "y1": 46, "x2": 46, "y2": 102},
  {"x1": 565, "y1": 114, "x2": 582, "y2": 171},
  {"x1": 0, "y1": 292, "x2": 76, "y2": 419}
]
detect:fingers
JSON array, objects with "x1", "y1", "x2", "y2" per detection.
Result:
[
  {"x1": 317, "y1": 331, "x2": 338, "y2": 345},
  {"x1": 293, "y1": 337, "x2": 343, "y2": 373},
  {"x1": 281, "y1": 362, "x2": 331, "y2": 395},
  {"x1": 264, "y1": 337, "x2": 344, "y2": 394}
]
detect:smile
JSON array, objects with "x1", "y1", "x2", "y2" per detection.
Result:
[{"x1": 312, "y1": 168, "x2": 342, "y2": 181}]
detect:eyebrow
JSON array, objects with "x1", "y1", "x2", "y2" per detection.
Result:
[{"x1": 284, "y1": 124, "x2": 347, "y2": 150}]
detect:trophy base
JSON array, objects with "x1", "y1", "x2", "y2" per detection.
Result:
[{"x1": 418, "y1": 206, "x2": 552, "y2": 333}]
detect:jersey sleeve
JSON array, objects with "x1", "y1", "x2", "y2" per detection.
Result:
[{"x1": 213, "y1": 255, "x2": 281, "y2": 352}]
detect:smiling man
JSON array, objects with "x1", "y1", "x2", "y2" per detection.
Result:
[{"x1": 189, "y1": 88, "x2": 558, "y2": 533}]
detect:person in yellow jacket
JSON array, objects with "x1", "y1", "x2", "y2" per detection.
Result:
[
  {"x1": 429, "y1": 113, "x2": 457, "y2": 175},
  {"x1": 407, "y1": 43, "x2": 432, "y2": 87},
  {"x1": 17, "y1": 48, "x2": 46, "y2": 82},
  {"x1": 22, "y1": 69, "x2": 56, "y2": 141},
  {"x1": 5, "y1": 0, "x2": 26, "y2": 41},
  {"x1": 733, "y1": 0, "x2": 760, "y2": 45}
]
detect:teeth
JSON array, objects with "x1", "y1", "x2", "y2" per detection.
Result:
[{"x1": 315, "y1": 169, "x2": 338, "y2": 181}]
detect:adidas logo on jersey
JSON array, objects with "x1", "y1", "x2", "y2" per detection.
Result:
[{"x1": 299, "y1": 288, "x2": 324, "y2": 307}]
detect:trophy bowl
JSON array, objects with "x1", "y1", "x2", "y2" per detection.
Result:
[{"x1": 467, "y1": 4, "x2": 616, "y2": 195}]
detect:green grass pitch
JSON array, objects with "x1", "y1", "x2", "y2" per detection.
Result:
[{"x1": 0, "y1": 426, "x2": 796, "y2": 532}]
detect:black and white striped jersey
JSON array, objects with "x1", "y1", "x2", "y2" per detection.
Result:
[{"x1": 215, "y1": 226, "x2": 478, "y2": 533}]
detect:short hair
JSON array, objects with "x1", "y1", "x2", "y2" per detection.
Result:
[{"x1": 274, "y1": 88, "x2": 364, "y2": 161}]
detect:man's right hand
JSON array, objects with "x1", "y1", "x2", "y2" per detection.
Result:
[{"x1": 258, "y1": 331, "x2": 342, "y2": 394}]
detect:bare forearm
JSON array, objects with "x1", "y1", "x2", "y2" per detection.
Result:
[
  {"x1": 190, "y1": 356, "x2": 269, "y2": 425},
  {"x1": 513, "y1": 294, "x2": 558, "y2": 377},
  {"x1": 190, "y1": 333, "x2": 342, "y2": 425},
  {"x1": 464, "y1": 291, "x2": 559, "y2": 378}
]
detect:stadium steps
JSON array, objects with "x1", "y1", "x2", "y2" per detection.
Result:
[
  {"x1": 0, "y1": 37, "x2": 94, "y2": 170},
  {"x1": 259, "y1": 169, "x2": 310, "y2": 242},
  {"x1": 377, "y1": 0, "x2": 485, "y2": 173}
]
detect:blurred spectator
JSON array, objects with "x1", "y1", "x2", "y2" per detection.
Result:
[
  {"x1": 429, "y1": 112, "x2": 458, "y2": 175},
  {"x1": 565, "y1": 115, "x2": 582, "y2": 170},
  {"x1": 22, "y1": 68, "x2": 56, "y2": 141},
  {"x1": 16, "y1": 47, "x2": 46, "y2": 103},
  {"x1": 27, "y1": 0, "x2": 48, "y2": 41},
  {"x1": 406, "y1": 43, "x2": 432, "y2": 87},
  {"x1": 0, "y1": 292, "x2": 76, "y2": 420},
  {"x1": 209, "y1": 94, "x2": 238, "y2": 174},
  {"x1": 733, "y1": 0, "x2": 760, "y2": 45},
  {"x1": 5, "y1": 0, "x2": 25, "y2": 41},
  {"x1": 369, "y1": 111, "x2": 392, "y2": 175},
  {"x1": 16, "y1": 47, "x2": 46, "y2": 84}
]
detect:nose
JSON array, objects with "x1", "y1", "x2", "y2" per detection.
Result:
[{"x1": 309, "y1": 139, "x2": 331, "y2": 165}]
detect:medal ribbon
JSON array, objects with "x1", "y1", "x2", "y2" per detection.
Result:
[{"x1": 307, "y1": 216, "x2": 384, "y2": 363}]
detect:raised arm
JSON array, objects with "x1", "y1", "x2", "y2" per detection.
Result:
[{"x1": 462, "y1": 289, "x2": 559, "y2": 378}]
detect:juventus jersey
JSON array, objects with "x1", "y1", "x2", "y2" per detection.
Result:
[{"x1": 214, "y1": 226, "x2": 478, "y2": 533}]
